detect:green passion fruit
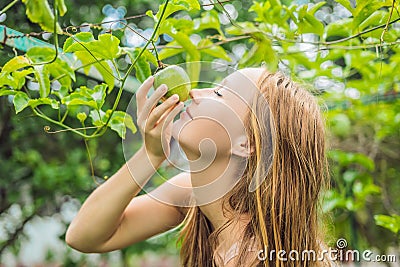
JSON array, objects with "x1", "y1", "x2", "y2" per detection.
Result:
[{"x1": 153, "y1": 65, "x2": 191, "y2": 102}]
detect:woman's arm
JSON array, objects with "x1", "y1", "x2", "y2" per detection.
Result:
[
  {"x1": 65, "y1": 152, "x2": 191, "y2": 253},
  {"x1": 65, "y1": 76, "x2": 187, "y2": 253}
]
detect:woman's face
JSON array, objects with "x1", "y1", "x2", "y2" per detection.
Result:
[{"x1": 172, "y1": 68, "x2": 264, "y2": 160}]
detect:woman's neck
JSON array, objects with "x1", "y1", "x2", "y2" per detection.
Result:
[{"x1": 189, "y1": 155, "x2": 246, "y2": 228}]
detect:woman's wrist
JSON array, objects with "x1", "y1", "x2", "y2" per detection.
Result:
[{"x1": 138, "y1": 145, "x2": 166, "y2": 169}]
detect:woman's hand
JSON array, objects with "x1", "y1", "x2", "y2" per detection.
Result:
[{"x1": 136, "y1": 76, "x2": 184, "y2": 161}]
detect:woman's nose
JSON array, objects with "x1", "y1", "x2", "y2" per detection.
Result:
[{"x1": 189, "y1": 89, "x2": 204, "y2": 104}]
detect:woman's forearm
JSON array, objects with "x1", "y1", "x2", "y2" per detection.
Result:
[{"x1": 65, "y1": 146, "x2": 164, "y2": 251}]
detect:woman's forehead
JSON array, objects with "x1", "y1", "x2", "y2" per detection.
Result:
[{"x1": 222, "y1": 68, "x2": 264, "y2": 102}]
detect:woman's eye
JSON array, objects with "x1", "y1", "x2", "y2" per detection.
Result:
[{"x1": 214, "y1": 89, "x2": 223, "y2": 97}]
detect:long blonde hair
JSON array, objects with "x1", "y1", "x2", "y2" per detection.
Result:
[{"x1": 178, "y1": 69, "x2": 329, "y2": 267}]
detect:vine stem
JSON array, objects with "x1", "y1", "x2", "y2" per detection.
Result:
[
  {"x1": 32, "y1": 107, "x2": 93, "y2": 138},
  {"x1": 91, "y1": 0, "x2": 171, "y2": 137},
  {"x1": 0, "y1": 0, "x2": 19, "y2": 16},
  {"x1": 31, "y1": 0, "x2": 59, "y2": 66}
]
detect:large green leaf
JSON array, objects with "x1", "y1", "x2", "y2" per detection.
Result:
[
  {"x1": 26, "y1": 47, "x2": 56, "y2": 63},
  {"x1": 108, "y1": 111, "x2": 137, "y2": 139},
  {"x1": 0, "y1": 69, "x2": 34, "y2": 90},
  {"x1": 74, "y1": 51, "x2": 115, "y2": 92},
  {"x1": 2, "y1": 56, "x2": 31, "y2": 73},
  {"x1": 22, "y1": 0, "x2": 62, "y2": 33},
  {"x1": 13, "y1": 92, "x2": 30, "y2": 114},
  {"x1": 0, "y1": 89, "x2": 17, "y2": 96},
  {"x1": 28, "y1": 98, "x2": 60, "y2": 109},
  {"x1": 64, "y1": 33, "x2": 120, "y2": 60},
  {"x1": 46, "y1": 59, "x2": 76, "y2": 89},
  {"x1": 89, "y1": 110, "x2": 137, "y2": 138},
  {"x1": 126, "y1": 49, "x2": 152, "y2": 83},
  {"x1": 63, "y1": 32, "x2": 95, "y2": 52},
  {"x1": 62, "y1": 84, "x2": 107, "y2": 110}
]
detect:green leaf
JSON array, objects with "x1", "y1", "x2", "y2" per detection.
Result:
[
  {"x1": 225, "y1": 22, "x2": 260, "y2": 36},
  {"x1": 352, "y1": 0, "x2": 393, "y2": 29},
  {"x1": 92, "y1": 34, "x2": 121, "y2": 60},
  {"x1": 22, "y1": 0, "x2": 62, "y2": 33},
  {"x1": 55, "y1": 0, "x2": 67, "y2": 16},
  {"x1": 308, "y1": 2, "x2": 326, "y2": 15},
  {"x1": 374, "y1": 215, "x2": 400, "y2": 234},
  {"x1": 193, "y1": 10, "x2": 223, "y2": 35},
  {"x1": 154, "y1": 0, "x2": 200, "y2": 21},
  {"x1": 198, "y1": 39, "x2": 231, "y2": 61},
  {"x1": 13, "y1": 92, "x2": 30, "y2": 113},
  {"x1": 0, "y1": 69, "x2": 34, "y2": 90},
  {"x1": 89, "y1": 109, "x2": 106, "y2": 126},
  {"x1": 126, "y1": 48, "x2": 152, "y2": 83},
  {"x1": 62, "y1": 84, "x2": 107, "y2": 110},
  {"x1": 324, "y1": 18, "x2": 352, "y2": 40},
  {"x1": 358, "y1": 10, "x2": 399, "y2": 31},
  {"x1": 297, "y1": 13, "x2": 324, "y2": 36},
  {"x1": 26, "y1": 47, "x2": 56, "y2": 63},
  {"x1": 2, "y1": 56, "x2": 31, "y2": 73},
  {"x1": 107, "y1": 111, "x2": 137, "y2": 139},
  {"x1": 45, "y1": 58, "x2": 76, "y2": 89},
  {"x1": 28, "y1": 98, "x2": 60, "y2": 109},
  {"x1": 0, "y1": 89, "x2": 17, "y2": 96},
  {"x1": 33, "y1": 65, "x2": 50, "y2": 98},
  {"x1": 91, "y1": 84, "x2": 107, "y2": 109},
  {"x1": 157, "y1": 41, "x2": 185, "y2": 60},
  {"x1": 63, "y1": 32, "x2": 95, "y2": 52},
  {"x1": 74, "y1": 51, "x2": 115, "y2": 92},
  {"x1": 64, "y1": 33, "x2": 120, "y2": 60},
  {"x1": 239, "y1": 40, "x2": 278, "y2": 71},
  {"x1": 334, "y1": 0, "x2": 354, "y2": 15}
]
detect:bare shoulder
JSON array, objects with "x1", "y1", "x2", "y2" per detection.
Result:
[{"x1": 149, "y1": 172, "x2": 193, "y2": 216}]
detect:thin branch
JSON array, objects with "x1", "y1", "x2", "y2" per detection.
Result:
[{"x1": 381, "y1": 0, "x2": 396, "y2": 43}]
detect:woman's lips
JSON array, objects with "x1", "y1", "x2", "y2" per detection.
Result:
[{"x1": 186, "y1": 107, "x2": 194, "y2": 120}]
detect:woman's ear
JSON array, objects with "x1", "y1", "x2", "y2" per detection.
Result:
[{"x1": 231, "y1": 136, "x2": 254, "y2": 158}]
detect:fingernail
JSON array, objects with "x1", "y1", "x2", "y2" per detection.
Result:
[
  {"x1": 159, "y1": 84, "x2": 167, "y2": 91},
  {"x1": 172, "y1": 94, "x2": 179, "y2": 101}
]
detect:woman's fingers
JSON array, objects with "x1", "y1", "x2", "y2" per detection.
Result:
[
  {"x1": 136, "y1": 76, "x2": 155, "y2": 113},
  {"x1": 139, "y1": 84, "x2": 168, "y2": 122},
  {"x1": 161, "y1": 101, "x2": 184, "y2": 127},
  {"x1": 146, "y1": 94, "x2": 180, "y2": 130}
]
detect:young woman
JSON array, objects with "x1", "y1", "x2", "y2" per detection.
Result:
[{"x1": 66, "y1": 67, "x2": 331, "y2": 267}]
